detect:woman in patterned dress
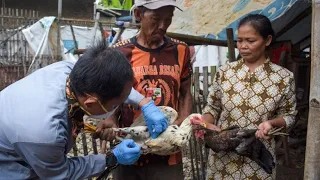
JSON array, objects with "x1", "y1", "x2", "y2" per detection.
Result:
[{"x1": 201, "y1": 14, "x2": 297, "y2": 180}]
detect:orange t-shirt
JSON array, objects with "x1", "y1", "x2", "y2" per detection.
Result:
[{"x1": 113, "y1": 36, "x2": 192, "y2": 165}]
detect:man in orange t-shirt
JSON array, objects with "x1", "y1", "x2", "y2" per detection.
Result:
[{"x1": 108, "y1": 0, "x2": 192, "y2": 179}]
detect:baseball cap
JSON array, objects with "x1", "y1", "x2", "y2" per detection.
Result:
[{"x1": 134, "y1": 0, "x2": 182, "y2": 11}]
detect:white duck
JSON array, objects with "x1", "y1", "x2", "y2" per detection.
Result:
[{"x1": 112, "y1": 106, "x2": 201, "y2": 156}]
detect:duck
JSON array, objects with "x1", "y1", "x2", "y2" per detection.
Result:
[
  {"x1": 84, "y1": 106, "x2": 202, "y2": 156},
  {"x1": 191, "y1": 116, "x2": 288, "y2": 174}
]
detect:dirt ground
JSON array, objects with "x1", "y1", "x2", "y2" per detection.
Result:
[
  {"x1": 276, "y1": 112, "x2": 307, "y2": 180},
  {"x1": 276, "y1": 144, "x2": 305, "y2": 180}
]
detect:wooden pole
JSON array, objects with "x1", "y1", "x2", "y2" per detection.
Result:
[
  {"x1": 69, "y1": 22, "x2": 79, "y2": 58},
  {"x1": 111, "y1": 26, "x2": 125, "y2": 46},
  {"x1": 74, "y1": 32, "x2": 229, "y2": 54},
  {"x1": 166, "y1": 32, "x2": 228, "y2": 47},
  {"x1": 226, "y1": 28, "x2": 236, "y2": 62},
  {"x1": 57, "y1": 0, "x2": 62, "y2": 61},
  {"x1": 99, "y1": 22, "x2": 106, "y2": 47},
  {"x1": 93, "y1": 1, "x2": 96, "y2": 20},
  {"x1": 90, "y1": 12, "x2": 100, "y2": 45},
  {"x1": 58, "y1": 0, "x2": 62, "y2": 18},
  {"x1": 304, "y1": 1, "x2": 320, "y2": 179},
  {"x1": 60, "y1": 17, "x2": 116, "y2": 25}
]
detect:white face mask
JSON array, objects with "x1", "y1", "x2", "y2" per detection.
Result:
[{"x1": 87, "y1": 106, "x2": 118, "y2": 119}]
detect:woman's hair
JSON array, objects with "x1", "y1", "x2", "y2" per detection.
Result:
[{"x1": 238, "y1": 14, "x2": 275, "y2": 40}]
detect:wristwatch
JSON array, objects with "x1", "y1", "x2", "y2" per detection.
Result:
[
  {"x1": 97, "y1": 151, "x2": 119, "y2": 180},
  {"x1": 105, "y1": 150, "x2": 118, "y2": 167}
]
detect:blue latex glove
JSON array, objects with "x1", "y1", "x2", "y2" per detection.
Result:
[
  {"x1": 125, "y1": 88, "x2": 145, "y2": 109},
  {"x1": 141, "y1": 101, "x2": 169, "y2": 139},
  {"x1": 112, "y1": 139, "x2": 141, "y2": 165}
]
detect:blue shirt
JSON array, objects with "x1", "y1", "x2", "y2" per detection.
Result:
[{"x1": 0, "y1": 60, "x2": 144, "y2": 179}]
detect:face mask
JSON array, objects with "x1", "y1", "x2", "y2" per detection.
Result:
[
  {"x1": 87, "y1": 106, "x2": 118, "y2": 119},
  {"x1": 81, "y1": 93, "x2": 118, "y2": 120}
]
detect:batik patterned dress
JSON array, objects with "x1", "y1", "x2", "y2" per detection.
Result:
[{"x1": 203, "y1": 59, "x2": 297, "y2": 180}]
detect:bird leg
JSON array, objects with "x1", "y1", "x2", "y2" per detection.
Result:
[
  {"x1": 241, "y1": 127, "x2": 288, "y2": 137},
  {"x1": 267, "y1": 127, "x2": 289, "y2": 136}
]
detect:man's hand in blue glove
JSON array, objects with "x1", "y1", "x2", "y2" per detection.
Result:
[
  {"x1": 141, "y1": 100, "x2": 169, "y2": 139},
  {"x1": 112, "y1": 139, "x2": 141, "y2": 165}
]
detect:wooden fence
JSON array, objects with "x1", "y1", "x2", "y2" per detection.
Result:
[
  {"x1": 185, "y1": 66, "x2": 216, "y2": 180},
  {"x1": 0, "y1": 8, "x2": 38, "y2": 65}
]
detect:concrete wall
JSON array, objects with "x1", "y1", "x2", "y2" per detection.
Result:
[{"x1": 3, "y1": 0, "x2": 94, "y2": 19}]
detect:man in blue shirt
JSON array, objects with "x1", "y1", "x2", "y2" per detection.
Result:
[{"x1": 0, "y1": 42, "x2": 168, "y2": 179}]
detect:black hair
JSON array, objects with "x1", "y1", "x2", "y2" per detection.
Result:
[
  {"x1": 69, "y1": 41, "x2": 133, "y2": 103},
  {"x1": 238, "y1": 14, "x2": 275, "y2": 40}
]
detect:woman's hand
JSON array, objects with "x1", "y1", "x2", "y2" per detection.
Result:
[
  {"x1": 206, "y1": 122, "x2": 222, "y2": 132},
  {"x1": 191, "y1": 115, "x2": 222, "y2": 140},
  {"x1": 93, "y1": 118, "x2": 118, "y2": 141},
  {"x1": 256, "y1": 121, "x2": 273, "y2": 140},
  {"x1": 201, "y1": 114, "x2": 221, "y2": 132}
]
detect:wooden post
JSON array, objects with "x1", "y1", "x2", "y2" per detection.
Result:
[
  {"x1": 57, "y1": 0, "x2": 62, "y2": 61},
  {"x1": 2, "y1": 0, "x2": 5, "y2": 9},
  {"x1": 81, "y1": 133, "x2": 89, "y2": 156},
  {"x1": 91, "y1": 135, "x2": 98, "y2": 154},
  {"x1": 188, "y1": 138, "x2": 196, "y2": 180},
  {"x1": 15, "y1": 9, "x2": 19, "y2": 64},
  {"x1": 93, "y1": 1, "x2": 97, "y2": 20},
  {"x1": 69, "y1": 22, "x2": 79, "y2": 58},
  {"x1": 203, "y1": 66, "x2": 209, "y2": 107},
  {"x1": 191, "y1": 133, "x2": 200, "y2": 179},
  {"x1": 73, "y1": 143, "x2": 78, "y2": 157},
  {"x1": 226, "y1": 28, "x2": 236, "y2": 62},
  {"x1": 91, "y1": 12, "x2": 100, "y2": 45},
  {"x1": 198, "y1": 141, "x2": 205, "y2": 180},
  {"x1": 194, "y1": 67, "x2": 201, "y2": 114},
  {"x1": 99, "y1": 22, "x2": 106, "y2": 47},
  {"x1": 210, "y1": 66, "x2": 216, "y2": 83},
  {"x1": 8, "y1": 8, "x2": 11, "y2": 63},
  {"x1": 58, "y1": 0, "x2": 62, "y2": 18},
  {"x1": 304, "y1": 1, "x2": 320, "y2": 179}
]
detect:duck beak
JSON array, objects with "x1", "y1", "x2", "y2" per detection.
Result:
[
  {"x1": 191, "y1": 115, "x2": 206, "y2": 127},
  {"x1": 201, "y1": 122, "x2": 207, "y2": 128}
]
